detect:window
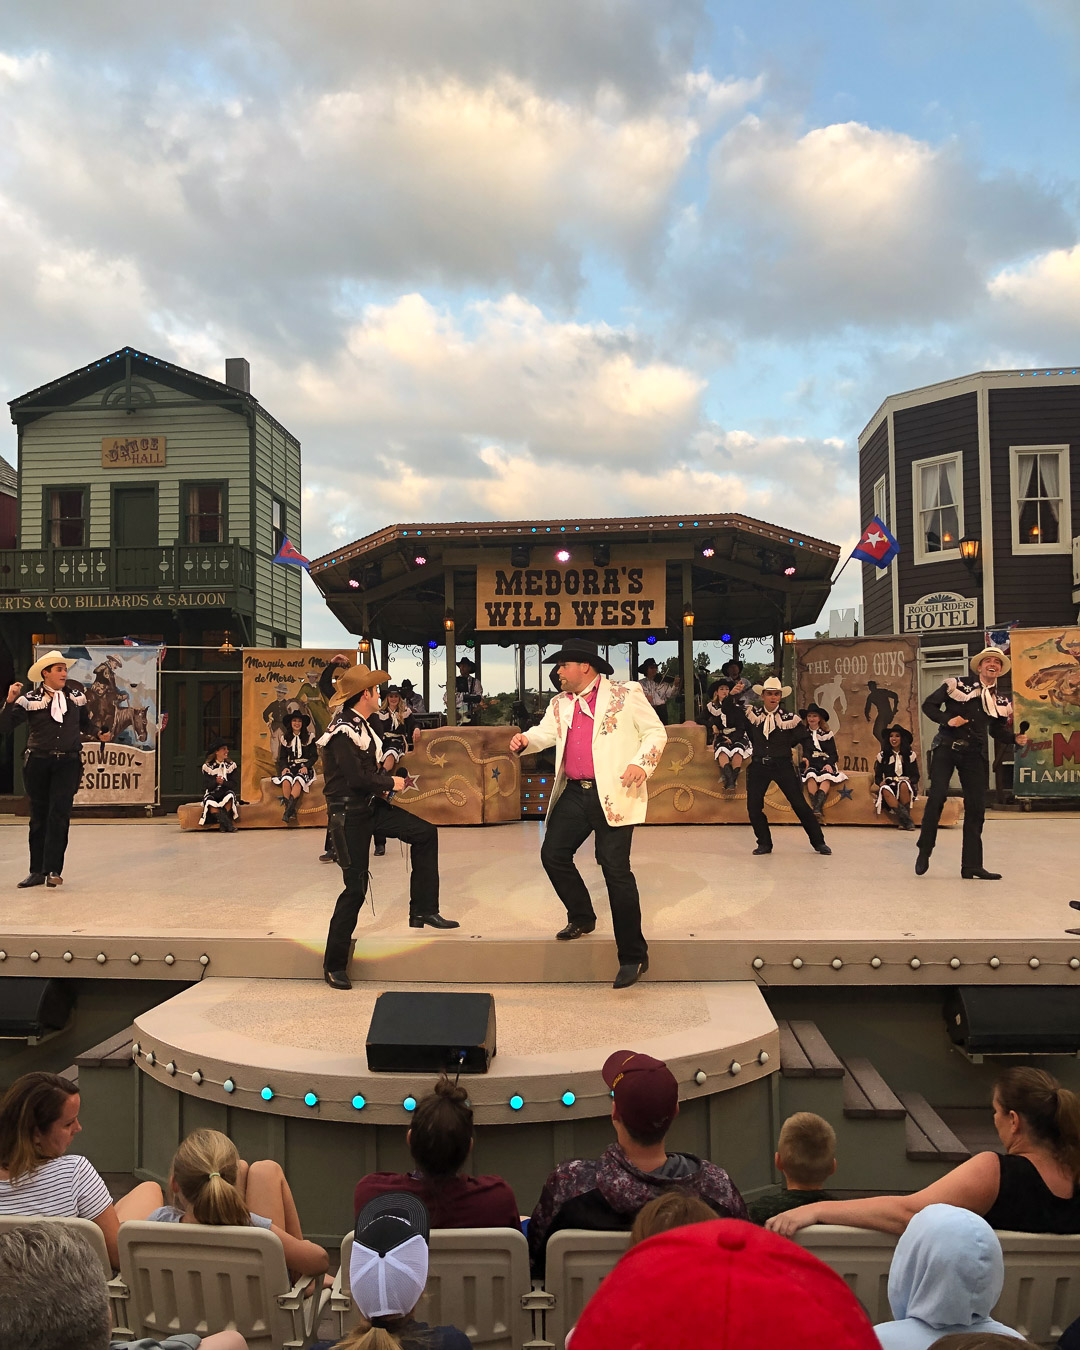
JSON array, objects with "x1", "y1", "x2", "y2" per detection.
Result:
[
  {"x1": 185, "y1": 484, "x2": 225, "y2": 543},
  {"x1": 913, "y1": 454, "x2": 963, "y2": 563},
  {"x1": 46, "y1": 488, "x2": 87, "y2": 546},
  {"x1": 1010, "y1": 445, "x2": 1070, "y2": 553},
  {"x1": 271, "y1": 497, "x2": 285, "y2": 556},
  {"x1": 873, "y1": 475, "x2": 888, "y2": 580}
]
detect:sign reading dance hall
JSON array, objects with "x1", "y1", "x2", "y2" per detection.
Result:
[{"x1": 476, "y1": 554, "x2": 666, "y2": 631}]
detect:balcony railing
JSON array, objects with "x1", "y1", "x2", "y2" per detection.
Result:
[{"x1": 0, "y1": 543, "x2": 255, "y2": 594}]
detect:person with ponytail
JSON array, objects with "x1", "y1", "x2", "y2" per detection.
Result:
[
  {"x1": 0, "y1": 1071, "x2": 162, "y2": 1269},
  {"x1": 767, "y1": 1067, "x2": 1080, "y2": 1239},
  {"x1": 312, "y1": 1194, "x2": 471, "y2": 1350},
  {"x1": 149, "y1": 1129, "x2": 328, "y2": 1281},
  {"x1": 354, "y1": 1077, "x2": 519, "y2": 1230}
]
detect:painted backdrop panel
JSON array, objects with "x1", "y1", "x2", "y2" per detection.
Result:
[
  {"x1": 241, "y1": 648, "x2": 344, "y2": 803},
  {"x1": 1011, "y1": 627, "x2": 1080, "y2": 798},
  {"x1": 794, "y1": 635, "x2": 921, "y2": 773}
]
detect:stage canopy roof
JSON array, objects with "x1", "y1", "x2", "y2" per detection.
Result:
[{"x1": 310, "y1": 513, "x2": 840, "y2": 647}]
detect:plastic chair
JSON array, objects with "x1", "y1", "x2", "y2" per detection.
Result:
[
  {"x1": 542, "y1": 1229, "x2": 630, "y2": 1350},
  {"x1": 994, "y1": 1230, "x2": 1080, "y2": 1346},
  {"x1": 0, "y1": 1212, "x2": 131, "y2": 1334}
]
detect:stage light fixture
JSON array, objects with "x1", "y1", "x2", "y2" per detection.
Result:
[
  {"x1": 465, "y1": 637, "x2": 475, "y2": 648},
  {"x1": 413, "y1": 553, "x2": 427, "y2": 567},
  {"x1": 444, "y1": 609, "x2": 456, "y2": 632},
  {"x1": 721, "y1": 632, "x2": 732, "y2": 643},
  {"x1": 348, "y1": 562, "x2": 365, "y2": 589},
  {"x1": 223, "y1": 1078, "x2": 235, "y2": 1093},
  {"x1": 555, "y1": 547, "x2": 572, "y2": 564},
  {"x1": 509, "y1": 1094, "x2": 524, "y2": 1111},
  {"x1": 782, "y1": 629, "x2": 795, "y2": 645},
  {"x1": 645, "y1": 634, "x2": 658, "y2": 645},
  {"x1": 403, "y1": 1095, "x2": 417, "y2": 1112},
  {"x1": 352, "y1": 1094, "x2": 366, "y2": 1110},
  {"x1": 700, "y1": 538, "x2": 716, "y2": 558},
  {"x1": 358, "y1": 637, "x2": 371, "y2": 656},
  {"x1": 510, "y1": 543, "x2": 531, "y2": 567},
  {"x1": 304, "y1": 1092, "x2": 318, "y2": 1107},
  {"x1": 427, "y1": 639, "x2": 439, "y2": 650},
  {"x1": 561, "y1": 1090, "x2": 576, "y2": 1107},
  {"x1": 592, "y1": 543, "x2": 611, "y2": 567},
  {"x1": 260, "y1": 1086, "x2": 274, "y2": 1101},
  {"x1": 782, "y1": 554, "x2": 797, "y2": 576},
  {"x1": 348, "y1": 577, "x2": 361, "y2": 589},
  {"x1": 682, "y1": 605, "x2": 695, "y2": 628}
]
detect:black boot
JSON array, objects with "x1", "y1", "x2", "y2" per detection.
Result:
[
  {"x1": 720, "y1": 764, "x2": 734, "y2": 790},
  {"x1": 284, "y1": 797, "x2": 298, "y2": 824},
  {"x1": 896, "y1": 802, "x2": 915, "y2": 831},
  {"x1": 219, "y1": 813, "x2": 237, "y2": 833},
  {"x1": 812, "y1": 789, "x2": 825, "y2": 823},
  {"x1": 730, "y1": 766, "x2": 741, "y2": 791}
]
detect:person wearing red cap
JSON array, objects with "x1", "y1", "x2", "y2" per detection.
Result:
[
  {"x1": 569, "y1": 1218, "x2": 881, "y2": 1350},
  {"x1": 527, "y1": 1050, "x2": 746, "y2": 1277}
]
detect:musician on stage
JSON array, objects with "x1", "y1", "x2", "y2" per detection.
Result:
[
  {"x1": 743, "y1": 676, "x2": 831, "y2": 857},
  {"x1": 916, "y1": 648, "x2": 1028, "y2": 879},
  {"x1": 452, "y1": 657, "x2": 483, "y2": 724},
  {"x1": 2, "y1": 650, "x2": 110, "y2": 888}
]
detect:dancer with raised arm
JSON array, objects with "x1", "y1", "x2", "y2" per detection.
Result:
[{"x1": 743, "y1": 676, "x2": 831, "y2": 857}]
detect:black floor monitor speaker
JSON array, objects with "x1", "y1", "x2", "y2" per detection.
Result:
[
  {"x1": 366, "y1": 991, "x2": 496, "y2": 1074},
  {"x1": 945, "y1": 986, "x2": 1080, "y2": 1055},
  {"x1": 0, "y1": 978, "x2": 74, "y2": 1039}
]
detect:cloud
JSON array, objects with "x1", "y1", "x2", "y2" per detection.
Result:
[{"x1": 986, "y1": 244, "x2": 1080, "y2": 350}]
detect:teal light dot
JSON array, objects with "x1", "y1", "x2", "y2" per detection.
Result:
[
  {"x1": 261, "y1": 1086, "x2": 274, "y2": 1102},
  {"x1": 304, "y1": 1092, "x2": 318, "y2": 1107},
  {"x1": 352, "y1": 1094, "x2": 367, "y2": 1110},
  {"x1": 509, "y1": 1094, "x2": 524, "y2": 1111},
  {"x1": 223, "y1": 1078, "x2": 235, "y2": 1094},
  {"x1": 403, "y1": 1096, "x2": 417, "y2": 1112},
  {"x1": 561, "y1": 1091, "x2": 576, "y2": 1107}
]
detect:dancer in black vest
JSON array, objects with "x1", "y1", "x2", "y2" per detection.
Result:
[
  {"x1": 1, "y1": 649, "x2": 109, "y2": 888},
  {"x1": 874, "y1": 725, "x2": 920, "y2": 830},
  {"x1": 916, "y1": 647, "x2": 1028, "y2": 879},
  {"x1": 744, "y1": 676, "x2": 831, "y2": 856},
  {"x1": 704, "y1": 676, "x2": 752, "y2": 791},
  {"x1": 797, "y1": 704, "x2": 848, "y2": 823},
  {"x1": 369, "y1": 686, "x2": 416, "y2": 855},
  {"x1": 272, "y1": 710, "x2": 317, "y2": 824}
]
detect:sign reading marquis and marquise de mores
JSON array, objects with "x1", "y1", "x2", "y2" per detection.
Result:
[
  {"x1": 903, "y1": 590, "x2": 978, "y2": 633},
  {"x1": 101, "y1": 435, "x2": 166, "y2": 468},
  {"x1": 476, "y1": 553, "x2": 666, "y2": 631}
]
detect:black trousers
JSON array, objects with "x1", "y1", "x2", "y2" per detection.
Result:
[
  {"x1": 540, "y1": 780, "x2": 647, "y2": 965},
  {"x1": 745, "y1": 757, "x2": 826, "y2": 850},
  {"x1": 24, "y1": 752, "x2": 83, "y2": 876},
  {"x1": 323, "y1": 799, "x2": 440, "y2": 971},
  {"x1": 918, "y1": 743, "x2": 987, "y2": 870}
]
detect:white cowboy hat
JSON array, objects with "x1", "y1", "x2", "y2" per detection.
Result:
[
  {"x1": 28, "y1": 649, "x2": 78, "y2": 684},
  {"x1": 970, "y1": 646, "x2": 1010, "y2": 677},
  {"x1": 752, "y1": 675, "x2": 792, "y2": 698}
]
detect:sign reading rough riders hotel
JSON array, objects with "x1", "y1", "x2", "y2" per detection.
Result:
[
  {"x1": 476, "y1": 552, "x2": 666, "y2": 631},
  {"x1": 903, "y1": 591, "x2": 978, "y2": 633}
]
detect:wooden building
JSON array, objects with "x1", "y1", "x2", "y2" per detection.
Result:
[
  {"x1": 859, "y1": 367, "x2": 1079, "y2": 753},
  {"x1": 0, "y1": 347, "x2": 302, "y2": 804}
]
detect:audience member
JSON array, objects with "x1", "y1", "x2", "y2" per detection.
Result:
[
  {"x1": 628, "y1": 1191, "x2": 718, "y2": 1246},
  {"x1": 149, "y1": 1128, "x2": 328, "y2": 1282},
  {"x1": 874, "y1": 1204, "x2": 1025, "y2": 1347},
  {"x1": 0, "y1": 1071, "x2": 161, "y2": 1268},
  {"x1": 767, "y1": 1068, "x2": 1080, "y2": 1239},
  {"x1": 528, "y1": 1050, "x2": 747, "y2": 1275},
  {"x1": 354, "y1": 1077, "x2": 519, "y2": 1229},
  {"x1": 0, "y1": 1223, "x2": 247, "y2": 1350},
  {"x1": 312, "y1": 1194, "x2": 472, "y2": 1350},
  {"x1": 570, "y1": 1218, "x2": 880, "y2": 1349},
  {"x1": 748, "y1": 1110, "x2": 837, "y2": 1224}
]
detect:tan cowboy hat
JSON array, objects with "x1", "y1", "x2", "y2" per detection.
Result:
[
  {"x1": 328, "y1": 663, "x2": 390, "y2": 709},
  {"x1": 970, "y1": 647, "x2": 1010, "y2": 677},
  {"x1": 28, "y1": 649, "x2": 78, "y2": 684},
  {"x1": 752, "y1": 675, "x2": 792, "y2": 698}
]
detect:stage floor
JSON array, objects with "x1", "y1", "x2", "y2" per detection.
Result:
[{"x1": 2, "y1": 816, "x2": 1078, "y2": 986}]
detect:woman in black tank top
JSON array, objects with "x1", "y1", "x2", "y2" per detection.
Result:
[{"x1": 764, "y1": 1066, "x2": 1080, "y2": 1239}]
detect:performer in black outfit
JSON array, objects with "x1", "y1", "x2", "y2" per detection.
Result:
[
  {"x1": 704, "y1": 676, "x2": 752, "y2": 791},
  {"x1": 317, "y1": 655, "x2": 352, "y2": 862},
  {"x1": 319, "y1": 663, "x2": 458, "y2": 991},
  {"x1": 916, "y1": 647, "x2": 1028, "y2": 879},
  {"x1": 743, "y1": 676, "x2": 831, "y2": 856},
  {"x1": 272, "y1": 710, "x2": 317, "y2": 824},
  {"x1": 369, "y1": 686, "x2": 416, "y2": 855},
  {"x1": 797, "y1": 704, "x2": 848, "y2": 823},
  {"x1": 874, "y1": 725, "x2": 920, "y2": 830},
  {"x1": 1, "y1": 649, "x2": 109, "y2": 888},
  {"x1": 199, "y1": 740, "x2": 241, "y2": 832}
]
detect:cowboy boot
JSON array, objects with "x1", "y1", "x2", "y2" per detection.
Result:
[
  {"x1": 896, "y1": 802, "x2": 915, "y2": 831},
  {"x1": 730, "y1": 766, "x2": 741, "y2": 791},
  {"x1": 812, "y1": 790, "x2": 826, "y2": 823}
]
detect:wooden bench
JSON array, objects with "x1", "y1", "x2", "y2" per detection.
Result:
[
  {"x1": 778, "y1": 1019, "x2": 845, "y2": 1079},
  {"x1": 841, "y1": 1055, "x2": 906, "y2": 1120},
  {"x1": 899, "y1": 1090, "x2": 971, "y2": 1163}
]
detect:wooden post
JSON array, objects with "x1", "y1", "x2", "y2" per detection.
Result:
[
  {"x1": 444, "y1": 567, "x2": 457, "y2": 726},
  {"x1": 517, "y1": 644, "x2": 526, "y2": 701},
  {"x1": 422, "y1": 643, "x2": 431, "y2": 713},
  {"x1": 681, "y1": 559, "x2": 694, "y2": 722}
]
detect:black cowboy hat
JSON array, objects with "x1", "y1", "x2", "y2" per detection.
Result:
[
  {"x1": 400, "y1": 679, "x2": 415, "y2": 690},
  {"x1": 457, "y1": 657, "x2": 476, "y2": 672},
  {"x1": 881, "y1": 724, "x2": 914, "y2": 748},
  {"x1": 542, "y1": 639, "x2": 614, "y2": 677},
  {"x1": 283, "y1": 709, "x2": 312, "y2": 733},
  {"x1": 707, "y1": 677, "x2": 732, "y2": 700},
  {"x1": 206, "y1": 738, "x2": 231, "y2": 756},
  {"x1": 799, "y1": 703, "x2": 830, "y2": 723},
  {"x1": 384, "y1": 685, "x2": 402, "y2": 697},
  {"x1": 720, "y1": 659, "x2": 743, "y2": 678},
  {"x1": 637, "y1": 657, "x2": 661, "y2": 675}
]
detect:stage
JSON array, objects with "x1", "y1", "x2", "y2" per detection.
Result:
[{"x1": 1, "y1": 815, "x2": 1078, "y2": 988}]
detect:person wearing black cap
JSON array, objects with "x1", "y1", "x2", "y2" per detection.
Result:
[
  {"x1": 449, "y1": 657, "x2": 483, "y2": 724},
  {"x1": 509, "y1": 639, "x2": 667, "y2": 989},
  {"x1": 370, "y1": 687, "x2": 416, "y2": 855},
  {"x1": 704, "y1": 676, "x2": 752, "y2": 791},
  {"x1": 916, "y1": 647, "x2": 1028, "y2": 879},
  {"x1": 874, "y1": 725, "x2": 920, "y2": 830},
  {"x1": 637, "y1": 657, "x2": 680, "y2": 724},
  {"x1": 272, "y1": 710, "x2": 317, "y2": 824},
  {"x1": 797, "y1": 704, "x2": 848, "y2": 824},
  {"x1": 199, "y1": 740, "x2": 241, "y2": 832}
]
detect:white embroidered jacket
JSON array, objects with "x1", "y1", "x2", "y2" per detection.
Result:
[{"x1": 521, "y1": 677, "x2": 668, "y2": 826}]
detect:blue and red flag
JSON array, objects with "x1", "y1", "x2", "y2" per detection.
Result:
[
  {"x1": 851, "y1": 516, "x2": 899, "y2": 569},
  {"x1": 272, "y1": 538, "x2": 310, "y2": 571}
]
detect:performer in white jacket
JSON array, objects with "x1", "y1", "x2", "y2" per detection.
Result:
[{"x1": 509, "y1": 639, "x2": 667, "y2": 989}]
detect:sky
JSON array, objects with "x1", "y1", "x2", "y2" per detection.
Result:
[{"x1": 2, "y1": 1, "x2": 1079, "y2": 691}]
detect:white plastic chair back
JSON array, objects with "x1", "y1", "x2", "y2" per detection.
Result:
[
  {"x1": 994, "y1": 1230, "x2": 1080, "y2": 1346},
  {"x1": 118, "y1": 1219, "x2": 325, "y2": 1350},
  {"x1": 791, "y1": 1224, "x2": 897, "y2": 1324},
  {"x1": 0, "y1": 1212, "x2": 113, "y2": 1277},
  {"x1": 543, "y1": 1228, "x2": 630, "y2": 1350}
]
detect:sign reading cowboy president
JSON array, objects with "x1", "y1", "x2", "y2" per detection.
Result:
[{"x1": 476, "y1": 552, "x2": 666, "y2": 631}]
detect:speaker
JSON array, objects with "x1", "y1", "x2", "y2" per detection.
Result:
[
  {"x1": 366, "y1": 992, "x2": 496, "y2": 1074},
  {"x1": 945, "y1": 986, "x2": 1080, "y2": 1055},
  {"x1": 0, "y1": 978, "x2": 74, "y2": 1039}
]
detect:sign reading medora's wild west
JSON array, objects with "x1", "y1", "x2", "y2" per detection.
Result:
[{"x1": 475, "y1": 555, "x2": 666, "y2": 631}]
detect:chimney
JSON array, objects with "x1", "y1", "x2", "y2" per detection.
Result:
[{"x1": 224, "y1": 357, "x2": 250, "y2": 393}]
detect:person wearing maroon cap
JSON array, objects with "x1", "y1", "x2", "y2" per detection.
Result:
[
  {"x1": 526, "y1": 1050, "x2": 746, "y2": 1277},
  {"x1": 568, "y1": 1218, "x2": 880, "y2": 1350}
]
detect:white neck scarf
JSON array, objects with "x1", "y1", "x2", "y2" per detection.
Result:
[
  {"x1": 890, "y1": 750, "x2": 904, "y2": 777},
  {"x1": 288, "y1": 733, "x2": 304, "y2": 757},
  {"x1": 979, "y1": 681, "x2": 999, "y2": 718},
  {"x1": 47, "y1": 687, "x2": 67, "y2": 724},
  {"x1": 573, "y1": 676, "x2": 601, "y2": 722},
  {"x1": 759, "y1": 706, "x2": 784, "y2": 737}
]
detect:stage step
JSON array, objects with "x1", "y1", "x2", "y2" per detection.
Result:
[
  {"x1": 73, "y1": 1026, "x2": 136, "y2": 1174},
  {"x1": 900, "y1": 1091, "x2": 971, "y2": 1163},
  {"x1": 778, "y1": 1019, "x2": 844, "y2": 1079},
  {"x1": 841, "y1": 1055, "x2": 906, "y2": 1120}
]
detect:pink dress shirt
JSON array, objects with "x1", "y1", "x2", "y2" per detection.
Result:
[{"x1": 563, "y1": 678, "x2": 600, "y2": 780}]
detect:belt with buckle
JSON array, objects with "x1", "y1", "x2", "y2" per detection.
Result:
[{"x1": 568, "y1": 777, "x2": 595, "y2": 790}]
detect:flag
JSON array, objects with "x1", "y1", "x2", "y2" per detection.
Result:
[
  {"x1": 851, "y1": 516, "x2": 899, "y2": 569},
  {"x1": 272, "y1": 538, "x2": 310, "y2": 570}
]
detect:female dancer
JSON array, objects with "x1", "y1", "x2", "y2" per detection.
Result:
[
  {"x1": 798, "y1": 704, "x2": 848, "y2": 823},
  {"x1": 370, "y1": 685, "x2": 415, "y2": 856},
  {"x1": 704, "y1": 676, "x2": 752, "y2": 791},
  {"x1": 874, "y1": 724, "x2": 920, "y2": 830},
  {"x1": 272, "y1": 710, "x2": 316, "y2": 824},
  {"x1": 199, "y1": 739, "x2": 240, "y2": 832}
]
